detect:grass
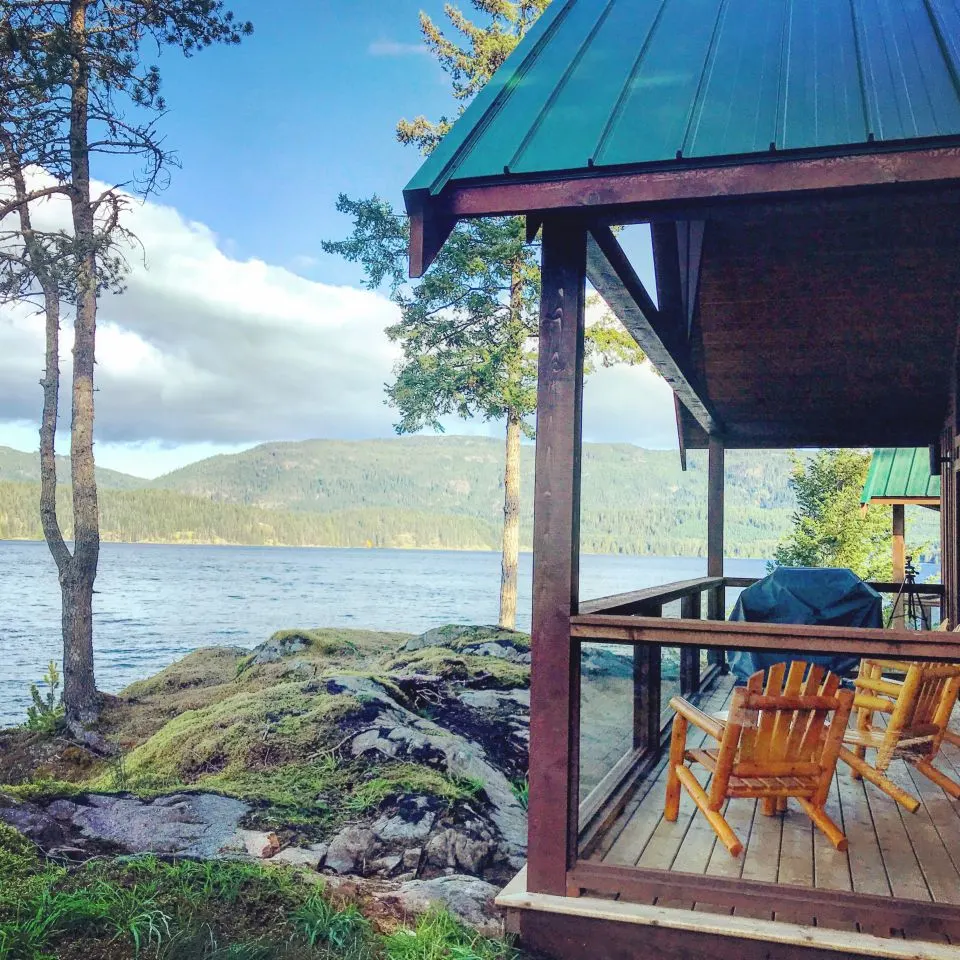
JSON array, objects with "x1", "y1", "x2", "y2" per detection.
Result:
[
  {"x1": 0, "y1": 834, "x2": 522, "y2": 960},
  {"x1": 294, "y1": 895, "x2": 371, "y2": 955},
  {"x1": 383, "y1": 910, "x2": 518, "y2": 960},
  {"x1": 509, "y1": 778, "x2": 528, "y2": 812}
]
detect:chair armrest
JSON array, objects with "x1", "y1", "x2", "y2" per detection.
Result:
[{"x1": 669, "y1": 696, "x2": 725, "y2": 741}]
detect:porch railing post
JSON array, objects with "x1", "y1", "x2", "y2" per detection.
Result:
[
  {"x1": 707, "y1": 435, "x2": 727, "y2": 670},
  {"x1": 680, "y1": 592, "x2": 701, "y2": 694},
  {"x1": 633, "y1": 603, "x2": 662, "y2": 752},
  {"x1": 528, "y1": 217, "x2": 586, "y2": 896}
]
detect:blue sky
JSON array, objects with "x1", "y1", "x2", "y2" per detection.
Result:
[
  {"x1": 0, "y1": 1, "x2": 673, "y2": 477},
  {"x1": 150, "y1": 0, "x2": 452, "y2": 286}
]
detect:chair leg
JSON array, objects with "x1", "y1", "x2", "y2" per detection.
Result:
[
  {"x1": 761, "y1": 797, "x2": 777, "y2": 817},
  {"x1": 797, "y1": 799, "x2": 847, "y2": 852},
  {"x1": 676, "y1": 765, "x2": 743, "y2": 856},
  {"x1": 839, "y1": 747, "x2": 921, "y2": 813},
  {"x1": 914, "y1": 759, "x2": 960, "y2": 800},
  {"x1": 943, "y1": 729, "x2": 960, "y2": 749},
  {"x1": 664, "y1": 715, "x2": 687, "y2": 822},
  {"x1": 849, "y1": 745, "x2": 866, "y2": 780},
  {"x1": 776, "y1": 796, "x2": 788, "y2": 814}
]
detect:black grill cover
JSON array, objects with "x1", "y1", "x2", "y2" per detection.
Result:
[{"x1": 728, "y1": 567, "x2": 882, "y2": 681}]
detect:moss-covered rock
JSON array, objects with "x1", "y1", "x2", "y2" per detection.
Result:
[
  {"x1": 400, "y1": 624, "x2": 530, "y2": 655},
  {"x1": 99, "y1": 680, "x2": 360, "y2": 807},
  {"x1": 383, "y1": 648, "x2": 529, "y2": 691}
]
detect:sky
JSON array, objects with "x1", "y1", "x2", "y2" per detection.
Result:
[{"x1": 0, "y1": 0, "x2": 675, "y2": 479}]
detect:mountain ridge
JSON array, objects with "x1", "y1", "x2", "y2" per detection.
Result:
[{"x1": 0, "y1": 436, "x2": 935, "y2": 557}]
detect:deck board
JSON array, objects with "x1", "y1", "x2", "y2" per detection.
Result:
[{"x1": 586, "y1": 678, "x2": 960, "y2": 946}]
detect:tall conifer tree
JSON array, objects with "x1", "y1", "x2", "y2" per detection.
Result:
[{"x1": 326, "y1": 1, "x2": 643, "y2": 628}]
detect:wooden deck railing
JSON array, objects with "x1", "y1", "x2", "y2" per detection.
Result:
[
  {"x1": 575, "y1": 575, "x2": 950, "y2": 851},
  {"x1": 576, "y1": 576, "x2": 725, "y2": 845}
]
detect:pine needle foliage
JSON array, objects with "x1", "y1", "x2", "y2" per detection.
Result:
[
  {"x1": 771, "y1": 449, "x2": 893, "y2": 581},
  {"x1": 324, "y1": 1, "x2": 644, "y2": 628}
]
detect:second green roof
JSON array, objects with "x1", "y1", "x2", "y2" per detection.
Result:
[
  {"x1": 407, "y1": 0, "x2": 960, "y2": 200},
  {"x1": 861, "y1": 448, "x2": 941, "y2": 505}
]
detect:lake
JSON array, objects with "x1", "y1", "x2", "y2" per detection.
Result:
[{"x1": 0, "y1": 541, "x2": 768, "y2": 727}]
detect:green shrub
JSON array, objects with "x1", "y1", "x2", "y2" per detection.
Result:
[{"x1": 24, "y1": 661, "x2": 64, "y2": 735}]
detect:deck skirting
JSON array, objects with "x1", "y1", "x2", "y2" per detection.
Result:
[{"x1": 497, "y1": 869, "x2": 959, "y2": 960}]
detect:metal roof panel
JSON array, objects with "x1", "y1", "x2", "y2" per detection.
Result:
[
  {"x1": 406, "y1": 0, "x2": 960, "y2": 201},
  {"x1": 861, "y1": 448, "x2": 941, "y2": 503}
]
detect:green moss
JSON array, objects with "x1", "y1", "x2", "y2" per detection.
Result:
[
  {"x1": 267, "y1": 628, "x2": 352, "y2": 656},
  {"x1": 2, "y1": 779, "x2": 86, "y2": 802},
  {"x1": 109, "y1": 682, "x2": 358, "y2": 784},
  {"x1": 346, "y1": 763, "x2": 483, "y2": 814},
  {"x1": 383, "y1": 648, "x2": 529, "y2": 690},
  {"x1": 121, "y1": 647, "x2": 245, "y2": 699},
  {"x1": 429, "y1": 624, "x2": 531, "y2": 652}
]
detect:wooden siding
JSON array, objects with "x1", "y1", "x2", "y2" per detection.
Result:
[{"x1": 679, "y1": 191, "x2": 960, "y2": 449}]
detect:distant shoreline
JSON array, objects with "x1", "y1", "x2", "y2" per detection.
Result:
[{"x1": 0, "y1": 536, "x2": 728, "y2": 559}]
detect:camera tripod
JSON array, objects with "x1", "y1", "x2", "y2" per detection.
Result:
[{"x1": 886, "y1": 555, "x2": 931, "y2": 630}]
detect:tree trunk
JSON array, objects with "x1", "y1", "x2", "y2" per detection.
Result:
[
  {"x1": 62, "y1": 0, "x2": 100, "y2": 733},
  {"x1": 61, "y1": 572, "x2": 98, "y2": 726},
  {"x1": 499, "y1": 409, "x2": 522, "y2": 629}
]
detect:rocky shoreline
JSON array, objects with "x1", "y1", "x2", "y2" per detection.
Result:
[{"x1": 0, "y1": 624, "x2": 539, "y2": 932}]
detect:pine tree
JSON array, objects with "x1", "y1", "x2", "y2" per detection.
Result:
[
  {"x1": 771, "y1": 450, "x2": 893, "y2": 581},
  {"x1": 325, "y1": 2, "x2": 644, "y2": 628},
  {"x1": 0, "y1": 0, "x2": 251, "y2": 738}
]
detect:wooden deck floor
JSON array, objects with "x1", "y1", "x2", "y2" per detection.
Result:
[{"x1": 584, "y1": 675, "x2": 960, "y2": 944}]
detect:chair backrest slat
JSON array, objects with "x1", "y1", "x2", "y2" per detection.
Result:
[
  {"x1": 715, "y1": 663, "x2": 852, "y2": 807},
  {"x1": 857, "y1": 660, "x2": 960, "y2": 768}
]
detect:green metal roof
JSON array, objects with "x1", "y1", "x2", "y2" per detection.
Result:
[
  {"x1": 861, "y1": 448, "x2": 941, "y2": 505},
  {"x1": 407, "y1": 0, "x2": 960, "y2": 200}
]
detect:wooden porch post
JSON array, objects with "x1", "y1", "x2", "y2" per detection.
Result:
[
  {"x1": 892, "y1": 504, "x2": 906, "y2": 629},
  {"x1": 707, "y1": 436, "x2": 726, "y2": 670},
  {"x1": 528, "y1": 217, "x2": 586, "y2": 896},
  {"x1": 707, "y1": 436, "x2": 725, "y2": 619}
]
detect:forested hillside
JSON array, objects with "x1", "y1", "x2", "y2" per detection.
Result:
[
  {"x1": 0, "y1": 437, "x2": 937, "y2": 558},
  {"x1": 0, "y1": 445, "x2": 145, "y2": 489}
]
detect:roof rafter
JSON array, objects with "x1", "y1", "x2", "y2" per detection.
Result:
[{"x1": 586, "y1": 224, "x2": 722, "y2": 437}]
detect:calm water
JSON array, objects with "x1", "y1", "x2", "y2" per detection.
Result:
[{"x1": 0, "y1": 541, "x2": 767, "y2": 726}]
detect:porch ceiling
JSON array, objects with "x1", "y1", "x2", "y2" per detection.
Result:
[{"x1": 673, "y1": 190, "x2": 960, "y2": 450}]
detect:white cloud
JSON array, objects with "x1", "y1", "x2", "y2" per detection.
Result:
[
  {"x1": 0, "y1": 187, "x2": 403, "y2": 448},
  {"x1": 0, "y1": 183, "x2": 680, "y2": 468},
  {"x1": 368, "y1": 40, "x2": 429, "y2": 57},
  {"x1": 583, "y1": 363, "x2": 678, "y2": 448}
]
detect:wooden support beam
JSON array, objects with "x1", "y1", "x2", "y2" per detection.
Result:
[
  {"x1": 679, "y1": 592, "x2": 701, "y2": 695},
  {"x1": 425, "y1": 144, "x2": 960, "y2": 221},
  {"x1": 586, "y1": 224, "x2": 722, "y2": 436},
  {"x1": 569, "y1": 615, "x2": 960, "y2": 661},
  {"x1": 676, "y1": 220, "x2": 705, "y2": 336},
  {"x1": 707, "y1": 436, "x2": 725, "y2": 629},
  {"x1": 674, "y1": 395, "x2": 688, "y2": 471},
  {"x1": 408, "y1": 209, "x2": 455, "y2": 278},
  {"x1": 633, "y1": 605, "x2": 661, "y2": 753},
  {"x1": 528, "y1": 217, "x2": 586, "y2": 896}
]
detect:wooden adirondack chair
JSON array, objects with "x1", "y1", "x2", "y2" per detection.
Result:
[
  {"x1": 665, "y1": 662, "x2": 854, "y2": 857},
  {"x1": 838, "y1": 658, "x2": 960, "y2": 812}
]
